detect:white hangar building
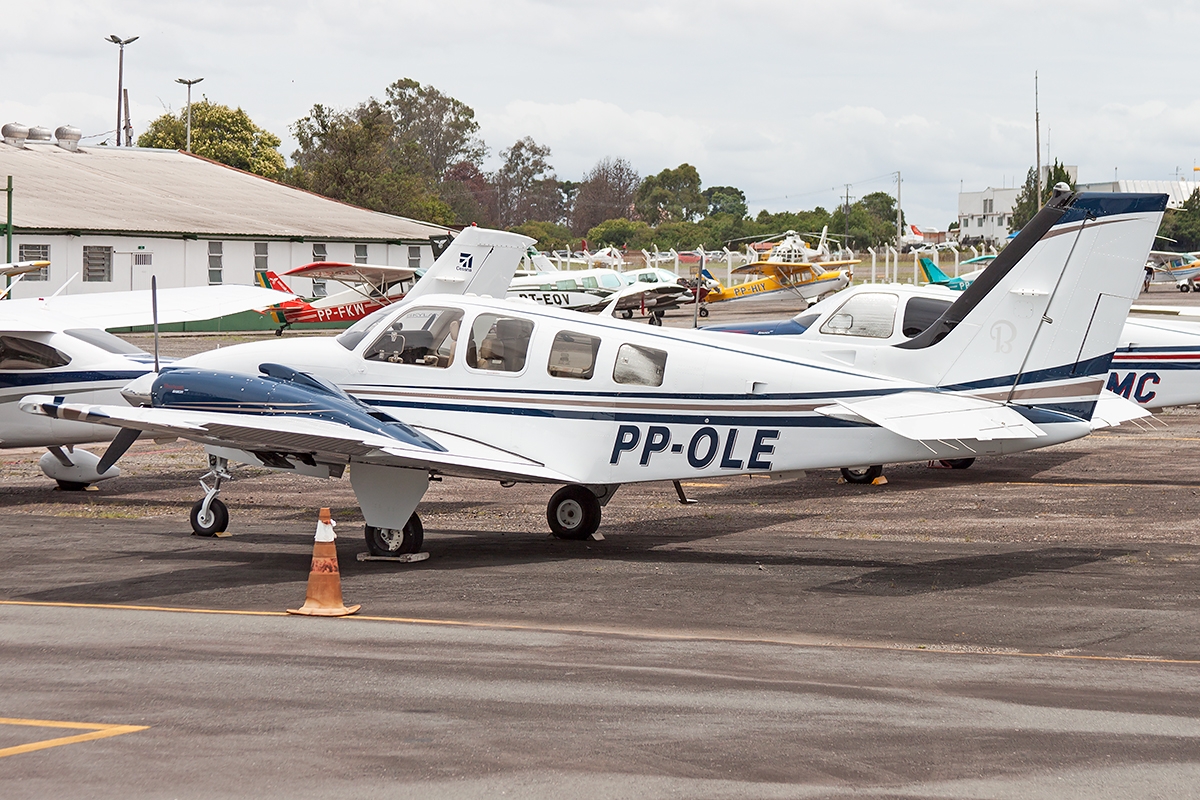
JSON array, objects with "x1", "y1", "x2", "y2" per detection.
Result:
[{"x1": 0, "y1": 123, "x2": 450, "y2": 313}]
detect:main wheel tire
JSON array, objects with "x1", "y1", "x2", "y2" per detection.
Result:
[
  {"x1": 547, "y1": 485, "x2": 602, "y2": 540},
  {"x1": 56, "y1": 480, "x2": 89, "y2": 491},
  {"x1": 190, "y1": 498, "x2": 229, "y2": 536},
  {"x1": 1181, "y1": 283, "x2": 1191, "y2": 293},
  {"x1": 699, "y1": 306, "x2": 709, "y2": 317},
  {"x1": 648, "y1": 313, "x2": 663, "y2": 326},
  {"x1": 941, "y1": 457, "x2": 976, "y2": 470},
  {"x1": 364, "y1": 513, "x2": 424, "y2": 557},
  {"x1": 840, "y1": 465, "x2": 884, "y2": 484},
  {"x1": 621, "y1": 309, "x2": 634, "y2": 319}
]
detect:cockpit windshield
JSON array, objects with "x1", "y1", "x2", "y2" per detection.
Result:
[{"x1": 337, "y1": 303, "x2": 400, "y2": 350}]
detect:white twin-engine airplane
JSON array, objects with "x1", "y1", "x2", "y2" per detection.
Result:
[
  {"x1": 20, "y1": 188, "x2": 1166, "y2": 554},
  {"x1": 1, "y1": 282, "x2": 296, "y2": 488}
]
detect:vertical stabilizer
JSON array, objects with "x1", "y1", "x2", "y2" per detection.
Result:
[
  {"x1": 403, "y1": 227, "x2": 535, "y2": 304},
  {"x1": 892, "y1": 191, "x2": 1167, "y2": 415}
]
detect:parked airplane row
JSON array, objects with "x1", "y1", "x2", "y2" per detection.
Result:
[{"x1": 14, "y1": 188, "x2": 1178, "y2": 556}]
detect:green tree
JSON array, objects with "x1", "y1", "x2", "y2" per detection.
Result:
[
  {"x1": 703, "y1": 185, "x2": 748, "y2": 219},
  {"x1": 828, "y1": 192, "x2": 899, "y2": 249},
  {"x1": 1158, "y1": 189, "x2": 1200, "y2": 251},
  {"x1": 1010, "y1": 159, "x2": 1075, "y2": 231},
  {"x1": 138, "y1": 100, "x2": 285, "y2": 179},
  {"x1": 585, "y1": 218, "x2": 654, "y2": 249},
  {"x1": 384, "y1": 78, "x2": 486, "y2": 178},
  {"x1": 634, "y1": 164, "x2": 706, "y2": 223},
  {"x1": 286, "y1": 100, "x2": 453, "y2": 224},
  {"x1": 511, "y1": 220, "x2": 574, "y2": 252},
  {"x1": 493, "y1": 136, "x2": 564, "y2": 227}
]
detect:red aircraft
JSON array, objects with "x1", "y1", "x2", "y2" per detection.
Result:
[{"x1": 256, "y1": 262, "x2": 418, "y2": 334}]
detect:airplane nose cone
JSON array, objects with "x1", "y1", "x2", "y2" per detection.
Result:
[{"x1": 121, "y1": 372, "x2": 158, "y2": 407}]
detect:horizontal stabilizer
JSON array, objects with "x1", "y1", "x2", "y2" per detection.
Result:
[
  {"x1": 815, "y1": 391, "x2": 1045, "y2": 442},
  {"x1": 1089, "y1": 390, "x2": 1152, "y2": 430}
]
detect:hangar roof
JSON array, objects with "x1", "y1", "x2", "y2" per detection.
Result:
[{"x1": 0, "y1": 142, "x2": 449, "y2": 242}]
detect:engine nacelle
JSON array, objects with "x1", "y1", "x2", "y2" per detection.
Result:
[{"x1": 38, "y1": 447, "x2": 121, "y2": 486}]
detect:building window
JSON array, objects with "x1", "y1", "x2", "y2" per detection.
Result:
[
  {"x1": 82, "y1": 246, "x2": 113, "y2": 282},
  {"x1": 311, "y1": 243, "x2": 327, "y2": 296},
  {"x1": 408, "y1": 246, "x2": 422, "y2": 270},
  {"x1": 17, "y1": 243, "x2": 49, "y2": 281},
  {"x1": 207, "y1": 241, "x2": 223, "y2": 285},
  {"x1": 977, "y1": 217, "x2": 983, "y2": 227},
  {"x1": 134, "y1": 252, "x2": 152, "y2": 267},
  {"x1": 254, "y1": 242, "x2": 269, "y2": 277},
  {"x1": 355, "y1": 244, "x2": 368, "y2": 264}
]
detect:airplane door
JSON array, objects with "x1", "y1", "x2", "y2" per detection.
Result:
[{"x1": 131, "y1": 252, "x2": 154, "y2": 291}]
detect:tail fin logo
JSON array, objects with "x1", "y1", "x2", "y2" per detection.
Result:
[
  {"x1": 457, "y1": 253, "x2": 474, "y2": 272},
  {"x1": 990, "y1": 320, "x2": 1016, "y2": 353}
]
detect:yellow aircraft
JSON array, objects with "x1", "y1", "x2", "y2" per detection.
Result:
[{"x1": 702, "y1": 228, "x2": 857, "y2": 307}]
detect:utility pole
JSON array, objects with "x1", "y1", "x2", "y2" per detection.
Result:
[
  {"x1": 844, "y1": 184, "x2": 851, "y2": 247},
  {"x1": 123, "y1": 89, "x2": 133, "y2": 146},
  {"x1": 175, "y1": 77, "x2": 204, "y2": 152},
  {"x1": 895, "y1": 170, "x2": 903, "y2": 244},
  {"x1": 107, "y1": 35, "x2": 139, "y2": 146},
  {"x1": 1035, "y1": 71, "x2": 1042, "y2": 211}
]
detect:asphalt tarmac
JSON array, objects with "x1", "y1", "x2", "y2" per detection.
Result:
[{"x1": 2, "y1": 284, "x2": 1199, "y2": 797}]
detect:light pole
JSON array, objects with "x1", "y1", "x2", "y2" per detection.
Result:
[
  {"x1": 107, "y1": 34, "x2": 139, "y2": 146},
  {"x1": 175, "y1": 77, "x2": 204, "y2": 152}
]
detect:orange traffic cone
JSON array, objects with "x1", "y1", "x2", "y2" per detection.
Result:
[{"x1": 287, "y1": 508, "x2": 360, "y2": 617}]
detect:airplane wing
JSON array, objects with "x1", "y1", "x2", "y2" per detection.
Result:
[
  {"x1": 733, "y1": 260, "x2": 857, "y2": 277},
  {"x1": 1129, "y1": 305, "x2": 1200, "y2": 318},
  {"x1": 1, "y1": 260, "x2": 51, "y2": 278},
  {"x1": 16, "y1": 285, "x2": 298, "y2": 330},
  {"x1": 19, "y1": 394, "x2": 578, "y2": 485},
  {"x1": 815, "y1": 392, "x2": 1045, "y2": 442},
  {"x1": 283, "y1": 262, "x2": 417, "y2": 284}
]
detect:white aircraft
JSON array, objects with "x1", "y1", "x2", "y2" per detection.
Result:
[
  {"x1": 1, "y1": 279, "x2": 295, "y2": 488},
  {"x1": 21, "y1": 189, "x2": 1164, "y2": 552},
  {"x1": 507, "y1": 265, "x2": 690, "y2": 323}
]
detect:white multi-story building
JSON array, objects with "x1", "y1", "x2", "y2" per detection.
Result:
[
  {"x1": 956, "y1": 187, "x2": 1020, "y2": 246},
  {"x1": 1075, "y1": 180, "x2": 1200, "y2": 209},
  {"x1": 1, "y1": 124, "x2": 449, "y2": 323}
]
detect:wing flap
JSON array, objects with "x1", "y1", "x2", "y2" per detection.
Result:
[{"x1": 816, "y1": 391, "x2": 1045, "y2": 442}]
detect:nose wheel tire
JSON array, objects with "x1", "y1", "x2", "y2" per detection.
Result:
[
  {"x1": 364, "y1": 513, "x2": 424, "y2": 556},
  {"x1": 190, "y1": 498, "x2": 229, "y2": 536},
  {"x1": 547, "y1": 485, "x2": 602, "y2": 540},
  {"x1": 699, "y1": 306, "x2": 709, "y2": 317},
  {"x1": 840, "y1": 465, "x2": 884, "y2": 484}
]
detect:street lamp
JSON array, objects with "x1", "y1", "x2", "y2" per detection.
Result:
[
  {"x1": 106, "y1": 34, "x2": 139, "y2": 146},
  {"x1": 175, "y1": 77, "x2": 204, "y2": 152}
]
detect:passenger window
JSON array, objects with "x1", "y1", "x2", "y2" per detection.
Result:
[
  {"x1": 600, "y1": 274, "x2": 622, "y2": 289},
  {"x1": 0, "y1": 335, "x2": 71, "y2": 370},
  {"x1": 547, "y1": 331, "x2": 601, "y2": 380},
  {"x1": 819, "y1": 293, "x2": 898, "y2": 338},
  {"x1": 613, "y1": 343, "x2": 666, "y2": 386},
  {"x1": 637, "y1": 273, "x2": 657, "y2": 283},
  {"x1": 901, "y1": 296, "x2": 953, "y2": 338},
  {"x1": 556, "y1": 279, "x2": 579, "y2": 291},
  {"x1": 364, "y1": 307, "x2": 463, "y2": 367},
  {"x1": 582, "y1": 276, "x2": 599, "y2": 289},
  {"x1": 467, "y1": 314, "x2": 534, "y2": 372}
]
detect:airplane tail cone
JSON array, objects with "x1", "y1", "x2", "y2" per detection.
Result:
[{"x1": 287, "y1": 508, "x2": 360, "y2": 617}]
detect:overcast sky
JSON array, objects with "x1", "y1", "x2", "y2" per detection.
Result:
[{"x1": 4, "y1": 1, "x2": 1198, "y2": 230}]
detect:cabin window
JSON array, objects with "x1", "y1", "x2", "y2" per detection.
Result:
[
  {"x1": 207, "y1": 241, "x2": 223, "y2": 285},
  {"x1": 82, "y1": 246, "x2": 112, "y2": 282},
  {"x1": 0, "y1": 335, "x2": 71, "y2": 370},
  {"x1": 547, "y1": 331, "x2": 601, "y2": 380},
  {"x1": 254, "y1": 242, "x2": 269, "y2": 277},
  {"x1": 582, "y1": 276, "x2": 599, "y2": 290},
  {"x1": 18, "y1": 243, "x2": 49, "y2": 281},
  {"x1": 467, "y1": 314, "x2": 534, "y2": 373},
  {"x1": 555, "y1": 279, "x2": 579, "y2": 291},
  {"x1": 637, "y1": 272, "x2": 658, "y2": 283},
  {"x1": 599, "y1": 274, "x2": 623, "y2": 289},
  {"x1": 364, "y1": 307, "x2": 463, "y2": 367},
  {"x1": 820, "y1": 293, "x2": 898, "y2": 339},
  {"x1": 902, "y1": 296, "x2": 952, "y2": 338},
  {"x1": 613, "y1": 343, "x2": 666, "y2": 387},
  {"x1": 354, "y1": 244, "x2": 369, "y2": 264}
]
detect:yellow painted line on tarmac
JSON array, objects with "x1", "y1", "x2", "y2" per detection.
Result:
[
  {"x1": 0, "y1": 717, "x2": 148, "y2": 759},
  {"x1": 3, "y1": 599, "x2": 1199, "y2": 666},
  {"x1": 1003, "y1": 481, "x2": 1196, "y2": 489}
]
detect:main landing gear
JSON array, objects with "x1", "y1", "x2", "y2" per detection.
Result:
[
  {"x1": 648, "y1": 311, "x2": 663, "y2": 326},
  {"x1": 840, "y1": 465, "x2": 884, "y2": 484},
  {"x1": 698, "y1": 306, "x2": 709, "y2": 318},
  {"x1": 546, "y1": 484, "x2": 619, "y2": 540},
  {"x1": 364, "y1": 513, "x2": 424, "y2": 556},
  {"x1": 190, "y1": 454, "x2": 231, "y2": 536}
]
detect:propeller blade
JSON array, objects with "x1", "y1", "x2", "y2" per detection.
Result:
[{"x1": 98, "y1": 427, "x2": 140, "y2": 474}]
